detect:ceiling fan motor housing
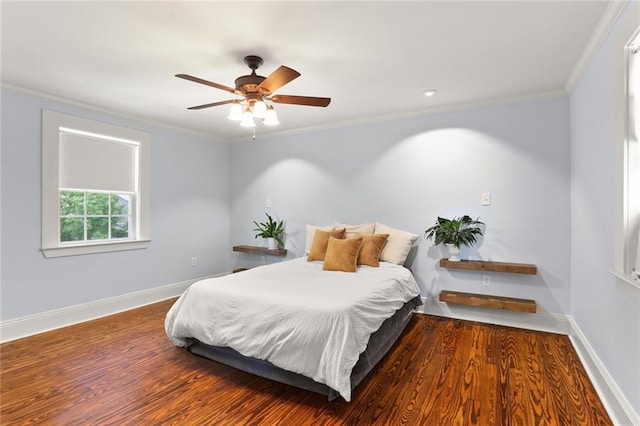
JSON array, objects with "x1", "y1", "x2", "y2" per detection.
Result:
[
  {"x1": 235, "y1": 55, "x2": 268, "y2": 94},
  {"x1": 234, "y1": 74, "x2": 266, "y2": 93}
]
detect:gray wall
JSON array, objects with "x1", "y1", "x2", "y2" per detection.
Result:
[
  {"x1": 1, "y1": 89, "x2": 230, "y2": 320},
  {"x1": 569, "y1": 2, "x2": 640, "y2": 414},
  {"x1": 230, "y1": 97, "x2": 571, "y2": 315}
]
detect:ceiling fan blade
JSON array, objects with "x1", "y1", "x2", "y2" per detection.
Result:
[
  {"x1": 257, "y1": 66, "x2": 301, "y2": 94},
  {"x1": 187, "y1": 99, "x2": 236, "y2": 110},
  {"x1": 270, "y1": 94, "x2": 331, "y2": 107},
  {"x1": 176, "y1": 74, "x2": 239, "y2": 94}
]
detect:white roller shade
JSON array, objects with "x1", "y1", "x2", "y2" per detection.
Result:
[{"x1": 59, "y1": 131, "x2": 138, "y2": 193}]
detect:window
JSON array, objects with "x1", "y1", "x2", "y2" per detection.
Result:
[
  {"x1": 628, "y1": 35, "x2": 640, "y2": 281},
  {"x1": 612, "y1": 18, "x2": 640, "y2": 286},
  {"x1": 59, "y1": 191, "x2": 131, "y2": 242},
  {"x1": 42, "y1": 110, "x2": 150, "y2": 257}
]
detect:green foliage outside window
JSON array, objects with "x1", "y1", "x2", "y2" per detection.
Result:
[{"x1": 60, "y1": 191, "x2": 130, "y2": 242}]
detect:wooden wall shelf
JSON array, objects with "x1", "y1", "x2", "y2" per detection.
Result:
[
  {"x1": 233, "y1": 245, "x2": 287, "y2": 256},
  {"x1": 439, "y1": 259, "x2": 537, "y2": 275},
  {"x1": 439, "y1": 290, "x2": 537, "y2": 313}
]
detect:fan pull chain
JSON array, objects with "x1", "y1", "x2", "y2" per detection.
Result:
[{"x1": 252, "y1": 126, "x2": 257, "y2": 140}]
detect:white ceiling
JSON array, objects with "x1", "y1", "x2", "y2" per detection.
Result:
[{"x1": 1, "y1": 1, "x2": 612, "y2": 141}]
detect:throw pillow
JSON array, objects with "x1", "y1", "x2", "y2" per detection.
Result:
[
  {"x1": 358, "y1": 233, "x2": 389, "y2": 267},
  {"x1": 323, "y1": 236, "x2": 363, "y2": 272},
  {"x1": 307, "y1": 228, "x2": 346, "y2": 261},
  {"x1": 374, "y1": 223, "x2": 418, "y2": 265}
]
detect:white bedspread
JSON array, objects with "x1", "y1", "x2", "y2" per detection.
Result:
[{"x1": 165, "y1": 257, "x2": 420, "y2": 401}]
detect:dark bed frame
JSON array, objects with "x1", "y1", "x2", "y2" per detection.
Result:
[{"x1": 187, "y1": 296, "x2": 422, "y2": 401}]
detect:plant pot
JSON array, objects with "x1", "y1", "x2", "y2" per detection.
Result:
[
  {"x1": 266, "y1": 237, "x2": 277, "y2": 249},
  {"x1": 445, "y1": 244, "x2": 461, "y2": 262}
]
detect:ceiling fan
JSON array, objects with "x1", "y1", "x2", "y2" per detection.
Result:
[{"x1": 176, "y1": 55, "x2": 331, "y2": 128}]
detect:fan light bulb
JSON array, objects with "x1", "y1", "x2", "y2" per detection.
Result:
[
  {"x1": 253, "y1": 100, "x2": 267, "y2": 119},
  {"x1": 240, "y1": 107, "x2": 255, "y2": 128},
  {"x1": 263, "y1": 106, "x2": 279, "y2": 126},
  {"x1": 228, "y1": 102, "x2": 243, "y2": 121}
]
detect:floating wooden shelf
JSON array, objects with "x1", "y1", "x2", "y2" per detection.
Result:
[
  {"x1": 439, "y1": 290, "x2": 536, "y2": 313},
  {"x1": 439, "y1": 259, "x2": 537, "y2": 275},
  {"x1": 233, "y1": 245, "x2": 287, "y2": 256}
]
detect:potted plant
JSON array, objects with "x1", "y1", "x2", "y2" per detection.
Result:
[
  {"x1": 424, "y1": 215, "x2": 484, "y2": 261},
  {"x1": 253, "y1": 213, "x2": 285, "y2": 249}
]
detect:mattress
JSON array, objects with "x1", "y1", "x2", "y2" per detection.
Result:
[
  {"x1": 188, "y1": 295, "x2": 422, "y2": 400},
  {"x1": 165, "y1": 257, "x2": 421, "y2": 401}
]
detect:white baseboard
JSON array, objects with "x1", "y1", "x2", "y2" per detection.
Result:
[
  {"x1": 0, "y1": 273, "x2": 226, "y2": 343},
  {"x1": 415, "y1": 297, "x2": 639, "y2": 425},
  {"x1": 568, "y1": 317, "x2": 640, "y2": 426}
]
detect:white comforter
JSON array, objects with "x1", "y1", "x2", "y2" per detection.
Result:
[{"x1": 165, "y1": 257, "x2": 420, "y2": 401}]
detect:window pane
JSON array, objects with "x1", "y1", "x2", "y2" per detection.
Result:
[
  {"x1": 60, "y1": 191, "x2": 84, "y2": 216},
  {"x1": 111, "y1": 194, "x2": 129, "y2": 216},
  {"x1": 87, "y1": 193, "x2": 109, "y2": 215},
  {"x1": 60, "y1": 217, "x2": 84, "y2": 241},
  {"x1": 87, "y1": 217, "x2": 109, "y2": 240},
  {"x1": 111, "y1": 216, "x2": 129, "y2": 239}
]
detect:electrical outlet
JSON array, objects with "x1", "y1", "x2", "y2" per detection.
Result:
[
  {"x1": 265, "y1": 198, "x2": 272, "y2": 209},
  {"x1": 191, "y1": 257, "x2": 197, "y2": 267},
  {"x1": 482, "y1": 275, "x2": 491, "y2": 286}
]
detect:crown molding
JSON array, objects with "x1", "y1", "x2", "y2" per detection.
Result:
[
  {"x1": 0, "y1": 83, "x2": 224, "y2": 142},
  {"x1": 231, "y1": 89, "x2": 568, "y2": 143},
  {"x1": 565, "y1": 0, "x2": 629, "y2": 93},
  {"x1": 2, "y1": 82, "x2": 566, "y2": 145}
]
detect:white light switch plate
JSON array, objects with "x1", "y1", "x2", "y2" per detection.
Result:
[{"x1": 481, "y1": 193, "x2": 491, "y2": 206}]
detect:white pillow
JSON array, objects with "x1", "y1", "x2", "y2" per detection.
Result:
[
  {"x1": 335, "y1": 223, "x2": 375, "y2": 239},
  {"x1": 305, "y1": 224, "x2": 335, "y2": 254},
  {"x1": 374, "y1": 222, "x2": 418, "y2": 265}
]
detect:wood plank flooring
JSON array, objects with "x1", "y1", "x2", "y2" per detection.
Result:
[{"x1": 1, "y1": 299, "x2": 612, "y2": 425}]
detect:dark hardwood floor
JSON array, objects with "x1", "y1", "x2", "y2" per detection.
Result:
[{"x1": 1, "y1": 299, "x2": 612, "y2": 425}]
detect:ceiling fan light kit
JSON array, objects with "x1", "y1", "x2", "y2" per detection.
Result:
[
  {"x1": 263, "y1": 105, "x2": 279, "y2": 126},
  {"x1": 253, "y1": 100, "x2": 267, "y2": 119},
  {"x1": 240, "y1": 107, "x2": 256, "y2": 128},
  {"x1": 227, "y1": 101, "x2": 243, "y2": 121},
  {"x1": 176, "y1": 55, "x2": 330, "y2": 131}
]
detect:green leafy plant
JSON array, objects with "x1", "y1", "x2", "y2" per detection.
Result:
[
  {"x1": 424, "y1": 215, "x2": 484, "y2": 249},
  {"x1": 253, "y1": 213, "x2": 285, "y2": 247}
]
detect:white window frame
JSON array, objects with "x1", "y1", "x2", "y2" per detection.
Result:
[
  {"x1": 42, "y1": 110, "x2": 151, "y2": 257},
  {"x1": 612, "y1": 6, "x2": 640, "y2": 288},
  {"x1": 625, "y1": 37, "x2": 640, "y2": 281}
]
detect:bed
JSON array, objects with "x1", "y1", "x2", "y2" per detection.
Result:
[{"x1": 165, "y1": 225, "x2": 421, "y2": 402}]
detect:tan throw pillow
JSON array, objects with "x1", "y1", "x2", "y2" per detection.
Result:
[
  {"x1": 307, "y1": 228, "x2": 346, "y2": 261},
  {"x1": 335, "y1": 223, "x2": 376, "y2": 239},
  {"x1": 358, "y1": 233, "x2": 389, "y2": 267},
  {"x1": 305, "y1": 224, "x2": 335, "y2": 254},
  {"x1": 375, "y1": 223, "x2": 419, "y2": 265},
  {"x1": 323, "y1": 236, "x2": 363, "y2": 272}
]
